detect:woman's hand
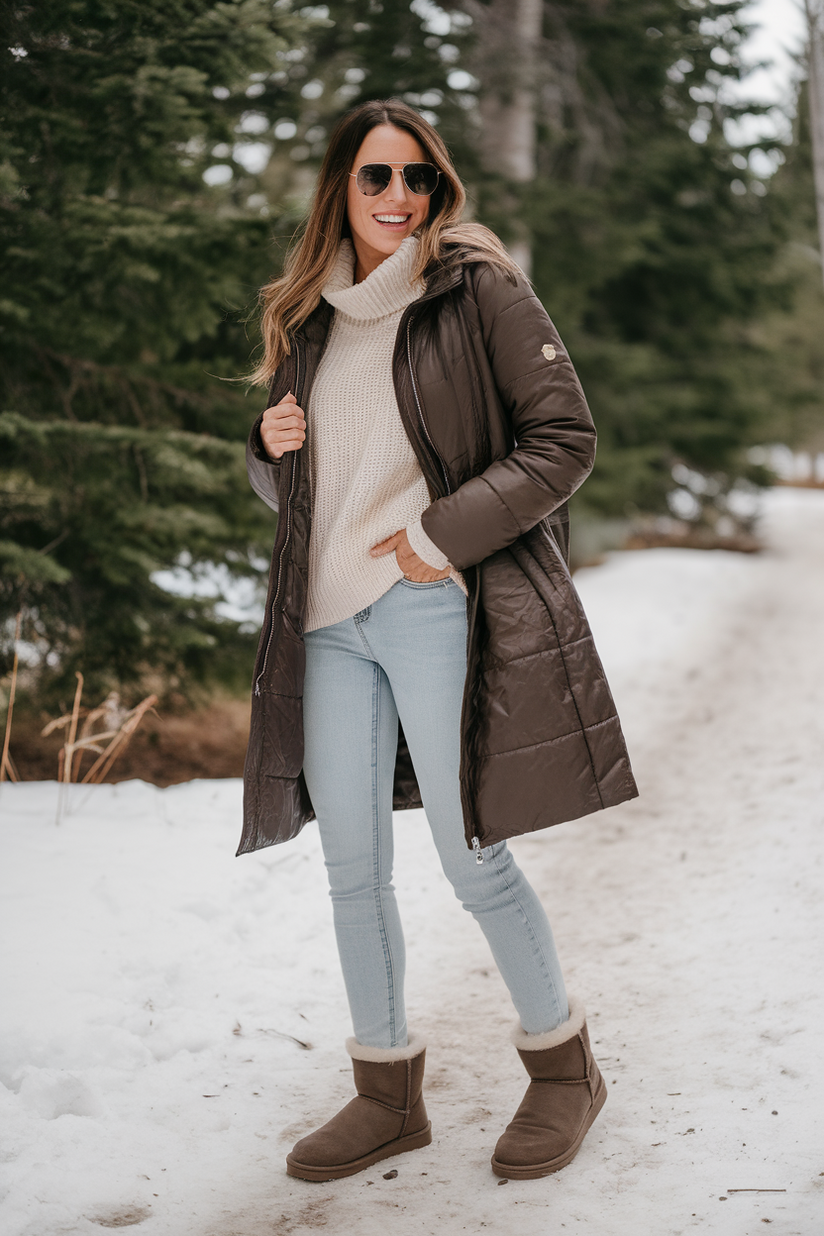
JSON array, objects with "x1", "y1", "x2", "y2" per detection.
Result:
[
  {"x1": 370, "y1": 528, "x2": 451, "y2": 582},
  {"x1": 260, "y1": 392, "x2": 306, "y2": 460}
]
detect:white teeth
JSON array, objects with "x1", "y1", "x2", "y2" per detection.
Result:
[{"x1": 375, "y1": 214, "x2": 409, "y2": 223}]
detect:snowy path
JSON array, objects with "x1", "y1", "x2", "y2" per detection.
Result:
[{"x1": 1, "y1": 489, "x2": 822, "y2": 1236}]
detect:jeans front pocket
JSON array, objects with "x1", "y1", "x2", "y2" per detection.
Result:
[{"x1": 398, "y1": 577, "x2": 450, "y2": 589}]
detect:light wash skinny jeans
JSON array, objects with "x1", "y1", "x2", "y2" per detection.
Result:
[{"x1": 302, "y1": 576, "x2": 569, "y2": 1049}]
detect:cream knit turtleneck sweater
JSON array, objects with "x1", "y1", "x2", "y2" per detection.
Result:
[{"x1": 303, "y1": 236, "x2": 465, "y2": 634}]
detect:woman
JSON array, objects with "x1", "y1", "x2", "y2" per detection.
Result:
[{"x1": 241, "y1": 99, "x2": 637, "y2": 1183}]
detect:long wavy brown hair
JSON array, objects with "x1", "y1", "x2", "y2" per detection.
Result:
[{"x1": 251, "y1": 99, "x2": 519, "y2": 384}]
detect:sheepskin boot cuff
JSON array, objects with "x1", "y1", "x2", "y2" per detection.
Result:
[
  {"x1": 511, "y1": 995, "x2": 586, "y2": 1053},
  {"x1": 492, "y1": 995, "x2": 607, "y2": 1179},
  {"x1": 345, "y1": 1032, "x2": 426, "y2": 1063}
]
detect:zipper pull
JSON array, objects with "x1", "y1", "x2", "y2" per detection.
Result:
[{"x1": 472, "y1": 837, "x2": 484, "y2": 865}]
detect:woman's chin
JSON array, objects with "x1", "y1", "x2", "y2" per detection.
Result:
[{"x1": 372, "y1": 231, "x2": 410, "y2": 254}]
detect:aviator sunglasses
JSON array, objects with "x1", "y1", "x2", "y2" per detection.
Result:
[{"x1": 349, "y1": 161, "x2": 441, "y2": 197}]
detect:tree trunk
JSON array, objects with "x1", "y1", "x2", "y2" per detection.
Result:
[
  {"x1": 466, "y1": 0, "x2": 543, "y2": 276},
  {"x1": 806, "y1": 0, "x2": 824, "y2": 288}
]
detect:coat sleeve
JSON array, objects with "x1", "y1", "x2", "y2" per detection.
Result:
[{"x1": 419, "y1": 263, "x2": 596, "y2": 570}]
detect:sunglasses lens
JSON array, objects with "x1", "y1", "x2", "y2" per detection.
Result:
[
  {"x1": 354, "y1": 163, "x2": 440, "y2": 196},
  {"x1": 356, "y1": 164, "x2": 392, "y2": 195},
  {"x1": 404, "y1": 163, "x2": 439, "y2": 196}
]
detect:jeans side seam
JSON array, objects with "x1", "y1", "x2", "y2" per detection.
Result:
[
  {"x1": 490, "y1": 846, "x2": 565, "y2": 1030},
  {"x1": 371, "y1": 659, "x2": 398, "y2": 1047}
]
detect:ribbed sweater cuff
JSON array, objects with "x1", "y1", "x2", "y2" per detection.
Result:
[
  {"x1": 405, "y1": 516, "x2": 450, "y2": 570},
  {"x1": 250, "y1": 413, "x2": 281, "y2": 464}
]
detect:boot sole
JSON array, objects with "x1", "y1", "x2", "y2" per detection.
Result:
[
  {"x1": 286, "y1": 1121, "x2": 432, "y2": 1181},
  {"x1": 490, "y1": 1076, "x2": 608, "y2": 1180}
]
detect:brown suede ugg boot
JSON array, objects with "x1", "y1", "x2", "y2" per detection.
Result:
[
  {"x1": 285, "y1": 1035, "x2": 432, "y2": 1181},
  {"x1": 491, "y1": 997, "x2": 607, "y2": 1179}
]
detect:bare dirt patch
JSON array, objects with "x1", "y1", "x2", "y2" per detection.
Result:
[
  {"x1": 7, "y1": 698, "x2": 250, "y2": 785},
  {"x1": 90, "y1": 1208, "x2": 151, "y2": 1229}
]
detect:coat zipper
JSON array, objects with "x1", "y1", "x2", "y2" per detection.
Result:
[
  {"x1": 407, "y1": 314, "x2": 486, "y2": 859},
  {"x1": 255, "y1": 341, "x2": 302, "y2": 696}
]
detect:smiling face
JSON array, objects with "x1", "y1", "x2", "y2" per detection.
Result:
[{"x1": 346, "y1": 124, "x2": 433, "y2": 282}]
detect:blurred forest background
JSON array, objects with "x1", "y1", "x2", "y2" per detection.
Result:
[{"x1": 1, "y1": 0, "x2": 822, "y2": 779}]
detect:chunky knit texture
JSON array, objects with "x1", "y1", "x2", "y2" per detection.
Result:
[{"x1": 304, "y1": 237, "x2": 466, "y2": 634}]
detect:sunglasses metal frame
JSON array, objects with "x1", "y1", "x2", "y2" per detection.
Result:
[{"x1": 349, "y1": 162, "x2": 441, "y2": 197}]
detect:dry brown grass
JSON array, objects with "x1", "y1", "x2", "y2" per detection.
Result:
[
  {"x1": 9, "y1": 698, "x2": 251, "y2": 785},
  {"x1": 41, "y1": 677, "x2": 159, "y2": 785},
  {"x1": 625, "y1": 528, "x2": 761, "y2": 553}
]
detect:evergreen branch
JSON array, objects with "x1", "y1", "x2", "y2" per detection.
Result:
[{"x1": 34, "y1": 347, "x2": 217, "y2": 414}]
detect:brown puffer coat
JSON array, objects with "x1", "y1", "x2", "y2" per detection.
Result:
[{"x1": 238, "y1": 254, "x2": 638, "y2": 857}]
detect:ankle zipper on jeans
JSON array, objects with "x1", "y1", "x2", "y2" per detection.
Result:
[{"x1": 472, "y1": 837, "x2": 484, "y2": 865}]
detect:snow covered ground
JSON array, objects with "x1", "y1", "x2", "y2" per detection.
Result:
[{"x1": 1, "y1": 488, "x2": 822, "y2": 1236}]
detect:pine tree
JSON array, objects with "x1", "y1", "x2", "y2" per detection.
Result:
[
  {"x1": 0, "y1": 0, "x2": 310, "y2": 698},
  {"x1": 739, "y1": 78, "x2": 824, "y2": 455},
  {"x1": 459, "y1": 0, "x2": 790, "y2": 529}
]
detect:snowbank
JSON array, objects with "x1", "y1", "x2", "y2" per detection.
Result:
[{"x1": 1, "y1": 489, "x2": 822, "y2": 1235}]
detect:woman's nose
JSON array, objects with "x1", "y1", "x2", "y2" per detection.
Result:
[{"x1": 383, "y1": 169, "x2": 410, "y2": 203}]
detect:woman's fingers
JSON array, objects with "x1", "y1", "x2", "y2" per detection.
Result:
[
  {"x1": 369, "y1": 533, "x2": 400, "y2": 557},
  {"x1": 371, "y1": 529, "x2": 451, "y2": 583},
  {"x1": 260, "y1": 392, "x2": 306, "y2": 459}
]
